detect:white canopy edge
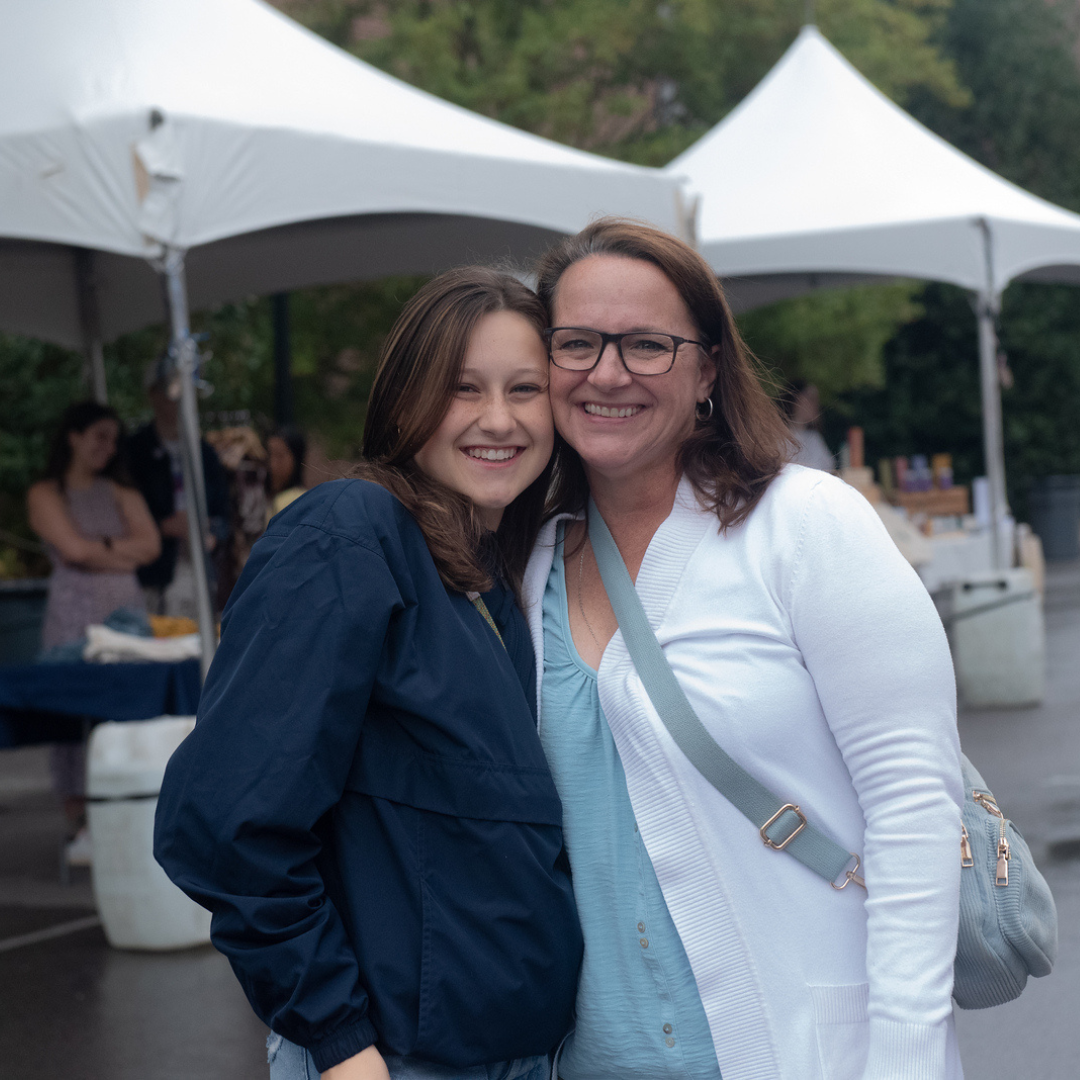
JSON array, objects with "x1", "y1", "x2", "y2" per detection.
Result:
[
  {"x1": 669, "y1": 25, "x2": 1080, "y2": 295},
  {"x1": 0, "y1": 213, "x2": 570, "y2": 349},
  {"x1": 0, "y1": 0, "x2": 680, "y2": 259}
]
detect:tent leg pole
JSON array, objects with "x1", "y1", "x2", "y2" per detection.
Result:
[
  {"x1": 976, "y1": 289, "x2": 1007, "y2": 571},
  {"x1": 75, "y1": 248, "x2": 107, "y2": 404},
  {"x1": 161, "y1": 248, "x2": 217, "y2": 678},
  {"x1": 271, "y1": 292, "x2": 294, "y2": 425}
]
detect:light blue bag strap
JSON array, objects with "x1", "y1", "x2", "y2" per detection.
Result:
[{"x1": 587, "y1": 498, "x2": 863, "y2": 890}]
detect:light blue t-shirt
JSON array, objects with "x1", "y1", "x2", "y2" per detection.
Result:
[{"x1": 540, "y1": 524, "x2": 722, "y2": 1080}]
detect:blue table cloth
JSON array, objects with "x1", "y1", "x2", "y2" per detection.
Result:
[{"x1": 0, "y1": 659, "x2": 201, "y2": 748}]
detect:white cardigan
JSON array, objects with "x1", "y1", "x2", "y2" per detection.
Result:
[{"x1": 522, "y1": 466, "x2": 964, "y2": 1080}]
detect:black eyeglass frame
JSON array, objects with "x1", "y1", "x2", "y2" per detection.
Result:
[{"x1": 542, "y1": 326, "x2": 712, "y2": 375}]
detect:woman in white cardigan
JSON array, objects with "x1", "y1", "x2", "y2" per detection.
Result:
[{"x1": 524, "y1": 219, "x2": 964, "y2": 1080}]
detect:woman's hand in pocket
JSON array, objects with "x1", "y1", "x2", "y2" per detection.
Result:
[{"x1": 321, "y1": 1044, "x2": 391, "y2": 1080}]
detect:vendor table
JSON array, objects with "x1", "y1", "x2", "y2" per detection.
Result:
[{"x1": 0, "y1": 659, "x2": 200, "y2": 749}]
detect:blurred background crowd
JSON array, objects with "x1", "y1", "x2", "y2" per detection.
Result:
[{"x1": 4, "y1": 0, "x2": 1080, "y2": 587}]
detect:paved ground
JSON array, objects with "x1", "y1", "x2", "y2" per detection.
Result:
[
  {"x1": 0, "y1": 753, "x2": 267, "y2": 1080},
  {"x1": 1, "y1": 563, "x2": 1078, "y2": 1079},
  {"x1": 951, "y1": 560, "x2": 1080, "y2": 1078}
]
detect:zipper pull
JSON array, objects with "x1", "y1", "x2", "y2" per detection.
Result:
[
  {"x1": 996, "y1": 836, "x2": 1010, "y2": 886},
  {"x1": 960, "y1": 825, "x2": 974, "y2": 868}
]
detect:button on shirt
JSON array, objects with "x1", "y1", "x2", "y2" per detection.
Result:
[{"x1": 539, "y1": 525, "x2": 722, "y2": 1080}]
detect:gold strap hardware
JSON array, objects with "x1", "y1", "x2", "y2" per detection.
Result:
[
  {"x1": 831, "y1": 853, "x2": 866, "y2": 891},
  {"x1": 760, "y1": 803, "x2": 807, "y2": 851}
]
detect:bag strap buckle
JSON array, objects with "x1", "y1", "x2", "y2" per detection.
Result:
[
  {"x1": 760, "y1": 803, "x2": 807, "y2": 850},
  {"x1": 832, "y1": 854, "x2": 866, "y2": 891}
]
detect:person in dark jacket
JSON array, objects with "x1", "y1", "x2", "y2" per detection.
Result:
[
  {"x1": 127, "y1": 361, "x2": 231, "y2": 615},
  {"x1": 154, "y1": 268, "x2": 582, "y2": 1080}
]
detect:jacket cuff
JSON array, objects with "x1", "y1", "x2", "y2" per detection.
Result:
[
  {"x1": 309, "y1": 1017, "x2": 379, "y2": 1073},
  {"x1": 862, "y1": 1018, "x2": 947, "y2": 1080}
]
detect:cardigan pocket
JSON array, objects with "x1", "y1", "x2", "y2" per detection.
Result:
[{"x1": 810, "y1": 983, "x2": 869, "y2": 1080}]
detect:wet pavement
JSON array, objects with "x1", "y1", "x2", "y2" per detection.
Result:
[
  {"x1": 0, "y1": 752, "x2": 266, "y2": 1080},
  {"x1": 2, "y1": 564, "x2": 1079, "y2": 1079},
  {"x1": 952, "y1": 560, "x2": 1080, "y2": 1079}
]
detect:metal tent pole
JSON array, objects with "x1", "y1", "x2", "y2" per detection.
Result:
[
  {"x1": 271, "y1": 292, "x2": 294, "y2": 425},
  {"x1": 160, "y1": 247, "x2": 217, "y2": 677},
  {"x1": 975, "y1": 219, "x2": 1008, "y2": 571},
  {"x1": 74, "y1": 248, "x2": 107, "y2": 403}
]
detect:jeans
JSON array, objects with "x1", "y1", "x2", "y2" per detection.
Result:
[{"x1": 266, "y1": 1033, "x2": 550, "y2": 1080}]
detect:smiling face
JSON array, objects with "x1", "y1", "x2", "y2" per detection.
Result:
[
  {"x1": 413, "y1": 309, "x2": 554, "y2": 530},
  {"x1": 68, "y1": 417, "x2": 120, "y2": 476},
  {"x1": 548, "y1": 255, "x2": 716, "y2": 491}
]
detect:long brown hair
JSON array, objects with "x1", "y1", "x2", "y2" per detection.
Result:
[
  {"x1": 358, "y1": 266, "x2": 553, "y2": 594},
  {"x1": 45, "y1": 400, "x2": 132, "y2": 491},
  {"x1": 534, "y1": 218, "x2": 792, "y2": 529}
]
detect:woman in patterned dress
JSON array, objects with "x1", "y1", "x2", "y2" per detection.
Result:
[{"x1": 27, "y1": 400, "x2": 160, "y2": 855}]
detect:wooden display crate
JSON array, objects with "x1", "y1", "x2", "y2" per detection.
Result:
[{"x1": 889, "y1": 487, "x2": 970, "y2": 516}]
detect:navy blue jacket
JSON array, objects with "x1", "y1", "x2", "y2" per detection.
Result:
[{"x1": 154, "y1": 480, "x2": 582, "y2": 1072}]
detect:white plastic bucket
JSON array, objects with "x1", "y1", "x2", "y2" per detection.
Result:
[
  {"x1": 86, "y1": 716, "x2": 211, "y2": 950},
  {"x1": 941, "y1": 568, "x2": 1045, "y2": 709}
]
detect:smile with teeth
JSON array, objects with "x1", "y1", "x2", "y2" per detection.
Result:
[
  {"x1": 463, "y1": 447, "x2": 522, "y2": 461},
  {"x1": 583, "y1": 403, "x2": 644, "y2": 418}
]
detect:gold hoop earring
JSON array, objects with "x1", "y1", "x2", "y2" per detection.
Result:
[{"x1": 696, "y1": 397, "x2": 714, "y2": 422}]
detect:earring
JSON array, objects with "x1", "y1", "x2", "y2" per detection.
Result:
[{"x1": 696, "y1": 397, "x2": 714, "y2": 421}]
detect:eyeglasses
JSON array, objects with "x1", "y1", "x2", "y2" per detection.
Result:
[{"x1": 543, "y1": 327, "x2": 711, "y2": 375}]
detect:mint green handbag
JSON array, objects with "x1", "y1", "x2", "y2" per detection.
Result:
[
  {"x1": 587, "y1": 498, "x2": 1057, "y2": 1011},
  {"x1": 954, "y1": 755, "x2": 1056, "y2": 1008}
]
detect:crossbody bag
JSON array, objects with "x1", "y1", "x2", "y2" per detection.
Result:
[{"x1": 586, "y1": 498, "x2": 1057, "y2": 1009}]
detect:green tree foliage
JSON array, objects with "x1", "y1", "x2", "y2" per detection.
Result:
[
  {"x1": 906, "y1": 0, "x2": 1080, "y2": 214},
  {"x1": 830, "y1": 0, "x2": 1080, "y2": 505},
  {"x1": 826, "y1": 281, "x2": 1080, "y2": 518},
  {"x1": 285, "y1": 277, "x2": 429, "y2": 456},
  {"x1": 823, "y1": 283, "x2": 984, "y2": 480},
  {"x1": 0, "y1": 336, "x2": 85, "y2": 575},
  {"x1": 269, "y1": 0, "x2": 968, "y2": 402},
  {"x1": 276, "y1": 0, "x2": 967, "y2": 164},
  {"x1": 9, "y1": 0, "x2": 1078, "y2": 567},
  {"x1": 0, "y1": 278, "x2": 422, "y2": 568},
  {"x1": 738, "y1": 282, "x2": 924, "y2": 400}
]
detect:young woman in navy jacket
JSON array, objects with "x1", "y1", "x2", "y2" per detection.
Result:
[{"x1": 155, "y1": 268, "x2": 583, "y2": 1080}]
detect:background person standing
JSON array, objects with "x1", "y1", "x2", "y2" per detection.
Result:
[
  {"x1": 265, "y1": 426, "x2": 308, "y2": 523},
  {"x1": 127, "y1": 360, "x2": 230, "y2": 618},
  {"x1": 27, "y1": 400, "x2": 160, "y2": 860},
  {"x1": 783, "y1": 379, "x2": 836, "y2": 472}
]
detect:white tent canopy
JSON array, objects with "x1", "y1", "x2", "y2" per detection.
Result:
[
  {"x1": 669, "y1": 24, "x2": 1080, "y2": 308},
  {"x1": 0, "y1": 0, "x2": 681, "y2": 349},
  {"x1": 0, "y1": 0, "x2": 682, "y2": 667},
  {"x1": 669, "y1": 24, "x2": 1080, "y2": 569}
]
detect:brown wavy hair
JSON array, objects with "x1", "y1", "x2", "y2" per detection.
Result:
[
  {"x1": 357, "y1": 266, "x2": 554, "y2": 594},
  {"x1": 45, "y1": 400, "x2": 133, "y2": 491},
  {"x1": 534, "y1": 218, "x2": 792, "y2": 529}
]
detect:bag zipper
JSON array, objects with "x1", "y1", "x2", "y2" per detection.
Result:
[
  {"x1": 960, "y1": 824, "x2": 974, "y2": 868},
  {"x1": 972, "y1": 790, "x2": 1010, "y2": 886}
]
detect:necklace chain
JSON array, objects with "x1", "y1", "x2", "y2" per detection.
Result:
[{"x1": 578, "y1": 540, "x2": 603, "y2": 653}]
